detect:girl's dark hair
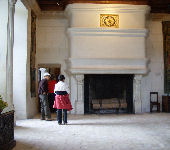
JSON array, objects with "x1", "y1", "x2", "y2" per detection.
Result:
[{"x1": 58, "y1": 74, "x2": 65, "y2": 81}]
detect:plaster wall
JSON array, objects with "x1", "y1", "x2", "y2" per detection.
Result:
[
  {"x1": 36, "y1": 13, "x2": 69, "y2": 80},
  {"x1": 13, "y1": 0, "x2": 37, "y2": 119},
  {"x1": 13, "y1": 0, "x2": 28, "y2": 119},
  {"x1": 26, "y1": 9, "x2": 37, "y2": 119}
]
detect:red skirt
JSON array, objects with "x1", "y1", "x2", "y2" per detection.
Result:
[{"x1": 53, "y1": 94, "x2": 73, "y2": 111}]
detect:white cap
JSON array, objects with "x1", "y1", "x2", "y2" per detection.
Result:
[{"x1": 43, "y1": 72, "x2": 51, "y2": 77}]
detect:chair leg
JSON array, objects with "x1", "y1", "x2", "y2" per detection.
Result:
[
  {"x1": 150, "y1": 104, "x2": 152, "y2": 113},
  {"x1": 157, "y1": 104, "x2": 160, "y2": 112}
]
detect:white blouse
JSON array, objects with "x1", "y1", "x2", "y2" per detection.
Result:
[{"x1": 54, "y1": 81, "x2": 70, "y2": 94}]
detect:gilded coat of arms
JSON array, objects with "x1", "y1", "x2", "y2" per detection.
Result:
[{"x1": 100, "y1": 14, "x2": 119, "y2": 28}]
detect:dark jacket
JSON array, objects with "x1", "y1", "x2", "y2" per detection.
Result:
[{"x1": 38, "y1": 79, "x2": 49, "y2": 95}]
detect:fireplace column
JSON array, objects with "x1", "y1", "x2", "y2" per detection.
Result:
[
  {"x1": 75, "y1": 75, "x2": 84, "y2": 114},
  {"x1": 133, "y1": 75, "x2": 142, "y2": 113}
]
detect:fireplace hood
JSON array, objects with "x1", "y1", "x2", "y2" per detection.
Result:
[{"x1": 65, "y1": 4, "x2": 150, "y2": 75}]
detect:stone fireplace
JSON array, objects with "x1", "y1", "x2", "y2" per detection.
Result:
[
  {"x1": 84, "y1": 74, "x2": 133, "y2": 114},
  {"x1": 65, "y1": 4, "x2": 150, "y2": 114}
]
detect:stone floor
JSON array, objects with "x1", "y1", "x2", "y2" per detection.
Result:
[{"x1": 14, "y1": 113, "x2": 170, "y2": 150}]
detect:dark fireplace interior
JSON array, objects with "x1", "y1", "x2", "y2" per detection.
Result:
[{"x1": 84, "y1": 74, "x2": 133, "y2": 114}]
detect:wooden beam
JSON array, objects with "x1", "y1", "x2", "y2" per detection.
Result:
[
  {"x1": 36, "y1": 0, "x2": 170, "y2": 13},
  {"x1": 65, "y1": 0, "x2": 149, "y2": 5},
  {"x1": 38, "y1": 0, "x2": 58, "y2": 5}
]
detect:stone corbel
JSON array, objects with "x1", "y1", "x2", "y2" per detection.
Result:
[
  {"x1": 76, "y1": 75, "x2": 84, "y2": 86},
  {"x1": 133, "y1": 74, "x2": 142, "y2": 113}
]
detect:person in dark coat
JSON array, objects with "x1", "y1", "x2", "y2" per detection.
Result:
[
  {"x1": 53, "y1": 74, "x2": 72, "y2": 125},
  {"x1": 38, "y1": 72, "x2": 52, "y2": 121}
]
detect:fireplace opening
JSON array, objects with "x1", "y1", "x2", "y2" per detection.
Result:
[{"x1": 84, "y1": 74, "x2": 133, "y2": 114}]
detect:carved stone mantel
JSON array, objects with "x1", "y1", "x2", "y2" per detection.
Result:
[
  {"x1": 133, "y1": 74, "x2": 142, "y2": 113},
  {"x1": 66, "y1": 4, "x2": 149, "y2": 115}
]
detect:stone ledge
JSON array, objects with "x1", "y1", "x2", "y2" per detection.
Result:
[
  {"x1": 66, "y1": 58, "x2": 148, "y2": 74},
  {"x1": 68, "y1": 28, "x2": 149, "y2": 37}
]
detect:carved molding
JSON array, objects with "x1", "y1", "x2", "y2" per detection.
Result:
[
  {"x1": 100, "y1": 14, "x2": 119, "y2": 28},
  {"x1": 74, "y1": 75, "x2": 84, "y2": 114},
  {"x1": 68, "y1": 28, "x2": 149, "y2": 37},
  {"x1": 134, "y1": 74, "x2": 142, "y2": 83},
  {"x1": 133, "y1": 74, "x2": 142, "y2": 113},
  {"x1": 133, "y1": 75, "x2": 142, "y2": 101},
  {"x1": 75, "y1": 75, "x2": 84, "y2": 85},
  {"x1": 66, "y1": 58, "x2": 149, "y2": 75}
]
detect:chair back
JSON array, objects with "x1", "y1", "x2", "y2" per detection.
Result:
[{"x1": 150, "y1": 92, "x2": 158, "y2": 103}]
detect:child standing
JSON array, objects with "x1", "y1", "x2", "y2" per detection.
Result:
[{"x1": 53, "y1": 75, "x2": 72, "y2": 125}]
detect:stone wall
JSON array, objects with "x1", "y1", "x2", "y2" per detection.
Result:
[
  {"x1": 35, "y1": 6, "x2": 170, "y2": 114},
  {"x1": 36, "y1": 12, "x2": 69, "y2": 81},
  {"x1": 142, "y1": 13, "x2": 170, "y2": 112}
]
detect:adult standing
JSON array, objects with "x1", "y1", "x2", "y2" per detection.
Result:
[
  {"x1": 53, "y1": 75, "x2": 72, "y2": 125},
  {"x1": 38, "y1": 72, "x2": 52, "y2": 121}
]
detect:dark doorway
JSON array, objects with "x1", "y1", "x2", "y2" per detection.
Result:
[{"x1": 84, "y1": 74, "x2": 133, "y2": 114}]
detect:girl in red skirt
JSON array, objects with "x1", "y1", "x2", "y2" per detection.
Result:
[{"x1": 53, "y1": 75, "x2": 72, "y2": 125}]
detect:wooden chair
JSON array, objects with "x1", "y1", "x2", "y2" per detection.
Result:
[{"x1": 150, "y1": 92, "x2": 160, "y2": 112}]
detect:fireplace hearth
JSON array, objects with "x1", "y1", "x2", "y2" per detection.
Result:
[{"x1": 84, "y1": 74, "x2": 133, "y2": 114}]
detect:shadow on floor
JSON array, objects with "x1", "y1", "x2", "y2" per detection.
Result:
[
  {"x1": 14, "y1": 126, "x2": 31, "y2": 131},
  {"x1": 13, "y1": 141, "x2": 39, "y2": 150}
]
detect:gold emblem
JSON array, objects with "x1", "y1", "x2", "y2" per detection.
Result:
[{"x1": 100, "y1": 14, "x2": 119, "y2": 28}]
